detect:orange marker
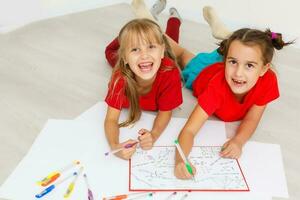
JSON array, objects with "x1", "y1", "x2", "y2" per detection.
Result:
[
  {"x1": 37, "y1": 160, "x2": 80, "y2": 187},
  {"x1": 103, "y1": 192, "x2": 153, "y2": 200}
]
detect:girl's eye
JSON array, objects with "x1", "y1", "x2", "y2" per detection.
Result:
[
  {"x1": 247, "y1": 64, "x2": 254, "y2": 69},
  {"x1": 229, "y1": 60, "x2": 237, "y2": 65},
  {"x1": 131, "y1": 48, "x2": 138, "y2": 52},
  {"x1": 149, "y1": 44, "x2": 156, "y2": 49}
]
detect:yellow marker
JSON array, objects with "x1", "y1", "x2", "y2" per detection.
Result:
[
  {"x1": 64, "y1": 182, "x2": 75, "y2": 198},
  {"x1": 37, "y1": 160, "x2": 80, "y2": 187},
  {"x1": 63, "y1": 167, "x2": 84, "y2": 198}
]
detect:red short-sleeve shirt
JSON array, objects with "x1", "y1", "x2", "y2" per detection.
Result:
[
  {"x1": 105, "y1": 57, "x2": 183, "y2": 111},
  {"x1": 192, "y1": 62, "x2": 279, "y2": 122}
]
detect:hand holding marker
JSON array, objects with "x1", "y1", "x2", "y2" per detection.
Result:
[
  {"x1": 105, "y1": 131, "x2": 147, "y2": 157},
  {"x1": 174, "y1": 139, "x2": 195, "y2": 180},
  {"x1": 37, "y1": 160, "x2": 80, "y2": 186},
  {"x1": 104, "y1": 142, "x2": 138, "y2": 156}
]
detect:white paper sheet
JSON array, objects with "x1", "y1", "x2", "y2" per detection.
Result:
[
  {"x1": 0, "y1": 102, "x2": 287, "y2": 200},
  {"x1": 74, "y1": 101, "x2": 227, "y2": 146},
  {"x1": 239, "y1": 141, "x2": 289, "y2": 198},
  {"x1": 0, "y1": 120, "x2": 130, "y2": 200},
  {"x1": 130, "y1": 146, "x2": 249, "y2": 191},
  {"x1": 0, "y1": 120, "x2": 271, "y2": 200},
  {"x1": 0, "y1": 107, "x2": 227, "y2": 200}
]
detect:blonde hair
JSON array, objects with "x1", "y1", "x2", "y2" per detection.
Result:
[{"x1": 109, "y1": 18, "x2": 176, "y2": 127}]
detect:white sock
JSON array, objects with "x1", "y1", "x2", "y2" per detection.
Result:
[
  {"x1": 131, "y1": 0, "x2": 156, "y2": 22},
  {"x1": 150, "y1": 0, "x2": 167, "y2": 20},
  {"x1": 169, "y1": 7, "x2": 182, "y2": 22},
  {"x1": 203, "y1": 6, "x2": 232, "y2": 40}
]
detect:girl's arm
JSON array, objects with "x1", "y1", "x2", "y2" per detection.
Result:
[
  {"x1": 138, "y1": 110, "x2": 172, "y2": 150},
  {"x1": 175, "y1": 104, "x2": 209, "y2": 179},
  {"x1": 104, "y1": 106, "x2": 121, "y2": 147},
  {"x1": 220, "y1": 104, "x2": 266, "y2": 159},
  {"x1": 104, "y1": 106, "x2": 137, "y2": 160}
]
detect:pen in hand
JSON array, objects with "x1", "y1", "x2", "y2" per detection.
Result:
[
  {"x1": 104, "y1": 141, "x2": 138, "y2": 156},
  {"x1": 174, "y1": 139, "x2": 195, "y2": 180}
]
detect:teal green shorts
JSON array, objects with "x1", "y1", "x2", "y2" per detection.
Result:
[{"x1": 182, "y1": 49, "x2": 223, "y2": 89}]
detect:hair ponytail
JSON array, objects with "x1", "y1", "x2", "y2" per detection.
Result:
[
  {"x1": 217, "y1": 28, "x2": 294, "y2": 64},
  {"x1": 265, "y1": 29, "x2": 294, "y2": 50}
]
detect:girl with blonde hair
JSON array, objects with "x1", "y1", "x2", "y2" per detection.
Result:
[{"x1": 104, "y1": 16, "x2": 183, "y2": 160}]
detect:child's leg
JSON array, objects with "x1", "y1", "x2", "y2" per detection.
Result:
[
  {"x1": 182, "y1": 50, "x2": 223, "y2": 89},
  {"x1": 105, "y1": 38, "x2": 119, "y2": 68},
  {"x1": 164, "y1": 8, "x2": 194, "y2": 69},
  {"x1": 165, "y1": 35, "x2": 194, "y2": 70},
  {"x1": 165, "y1": 8, "x2": 181, "y2": 43},
  {"x1": 203, "y1": 6, "x2": 232, "y2": 40},
  {"x1": 131, "y1": 0, "x2": 156, "y2": 21}
]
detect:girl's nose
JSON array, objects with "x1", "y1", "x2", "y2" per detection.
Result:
[
  {"x1": 235, "y1": 65, "x2": 243, "y2": 76},
  {"x1": 140, "y1": 49, "x2": 150, "y2": 59}
]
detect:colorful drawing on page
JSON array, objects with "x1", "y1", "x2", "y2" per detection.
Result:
[{"x1": 129, "y1": 146, "x2": 249, "y2": 191}]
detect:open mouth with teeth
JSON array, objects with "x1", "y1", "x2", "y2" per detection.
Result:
[
  {"x1": 232, "y1": 78, "x2": 246, "y2": 87},
  {"x1": 138, "y1": 62, "x2": 153, "y2": 73}
]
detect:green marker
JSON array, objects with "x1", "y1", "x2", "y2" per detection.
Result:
[{"x1": 174, "y1": 140, "x2": 195, "y2": 180}]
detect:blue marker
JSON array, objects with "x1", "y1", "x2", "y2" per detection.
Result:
[
  {"x1": 35, "y1": 171, "x2": 77, "y2": 198},
  {"x1": 35, "y1": 185, "x2": 55, "y2": 198}
]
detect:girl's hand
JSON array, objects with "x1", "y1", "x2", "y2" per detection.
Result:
[
  {"x1": 138, "y1": 129, "x2": 154, "y2": 150},
  {"x1": 220, "y1": 138, "x2": 243, "y2": 159},
  {"x1": 112, "y1": 139, "x2": 137, "y2": 160},
  {"x1": 174, "y1": 161, "x2": 196, "y2": 179}
]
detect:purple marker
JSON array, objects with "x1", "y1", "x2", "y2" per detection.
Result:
[
  {"x1": 165, "y1": 192, "x2": 177, "y2": 200},
  {"x1": 104, "y1": 142, "x2": 138, "y2": 156},
  {"x1": 83, "y1": 173, "x2": 94, "y2": 200}
]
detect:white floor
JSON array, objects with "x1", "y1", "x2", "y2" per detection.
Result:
[{"x1": 0, "y1": 3, "x2": 299, "y2": 200}]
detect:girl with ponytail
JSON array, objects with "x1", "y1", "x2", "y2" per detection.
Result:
[{"x1": 167, "y1": 27, "x2": 293, "y2": 179}]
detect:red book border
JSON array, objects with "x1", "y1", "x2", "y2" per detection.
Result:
[{"x1": 129, "y1": 145, "x2": 250, "y2": 192}]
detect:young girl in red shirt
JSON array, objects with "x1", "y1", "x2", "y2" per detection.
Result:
[
  {"x1": 104, "y1": 16, "x2": 182, "y2": 160},
  {"x1": 169, "y1": 28, "x2": 293, "y2": 179},
  {"x1": 131, "y1": 0, "x2": 293, "y2": 179}
]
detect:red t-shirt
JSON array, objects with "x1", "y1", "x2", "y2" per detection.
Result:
[
  {"x1": 192, "y1": 62, "x2": 279, "y2": 122},
  {"x1": 105, "y1": 57, "x2": 183, "y2": 111}
]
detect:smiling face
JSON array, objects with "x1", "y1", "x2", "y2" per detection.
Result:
[
  {"x1": 225, "y1": 40, "x2": 269, "y2": 99},
  {"x1": 124, "y1": 36, "x2": 165, "y2": 82}
]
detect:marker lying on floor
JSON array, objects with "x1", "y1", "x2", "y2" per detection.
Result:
[
  {"x1": 179, "y1": 193, "x2": 188, "y2": 200},
  {"x1": 165, "y1": 191, "x2": 177, "y2": 200},
  {"x1": 83, "y1": 173, "x2": 94, "y2": 200},
  {"x1": 37, "y1": 160, "x2": 80, "y2": 187},
  {"x1": 103, "y1": 192, "x2": 153, "y2": 200},
  {"x1": 126, "y1": 192, "x2": 154, "y2": 200},
  {"x1": 35, "y1": 171, "x2": 78, "y2": 198},
  {"x1": 64, "y1": 166, "x2": 84, "y2": 198}
]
